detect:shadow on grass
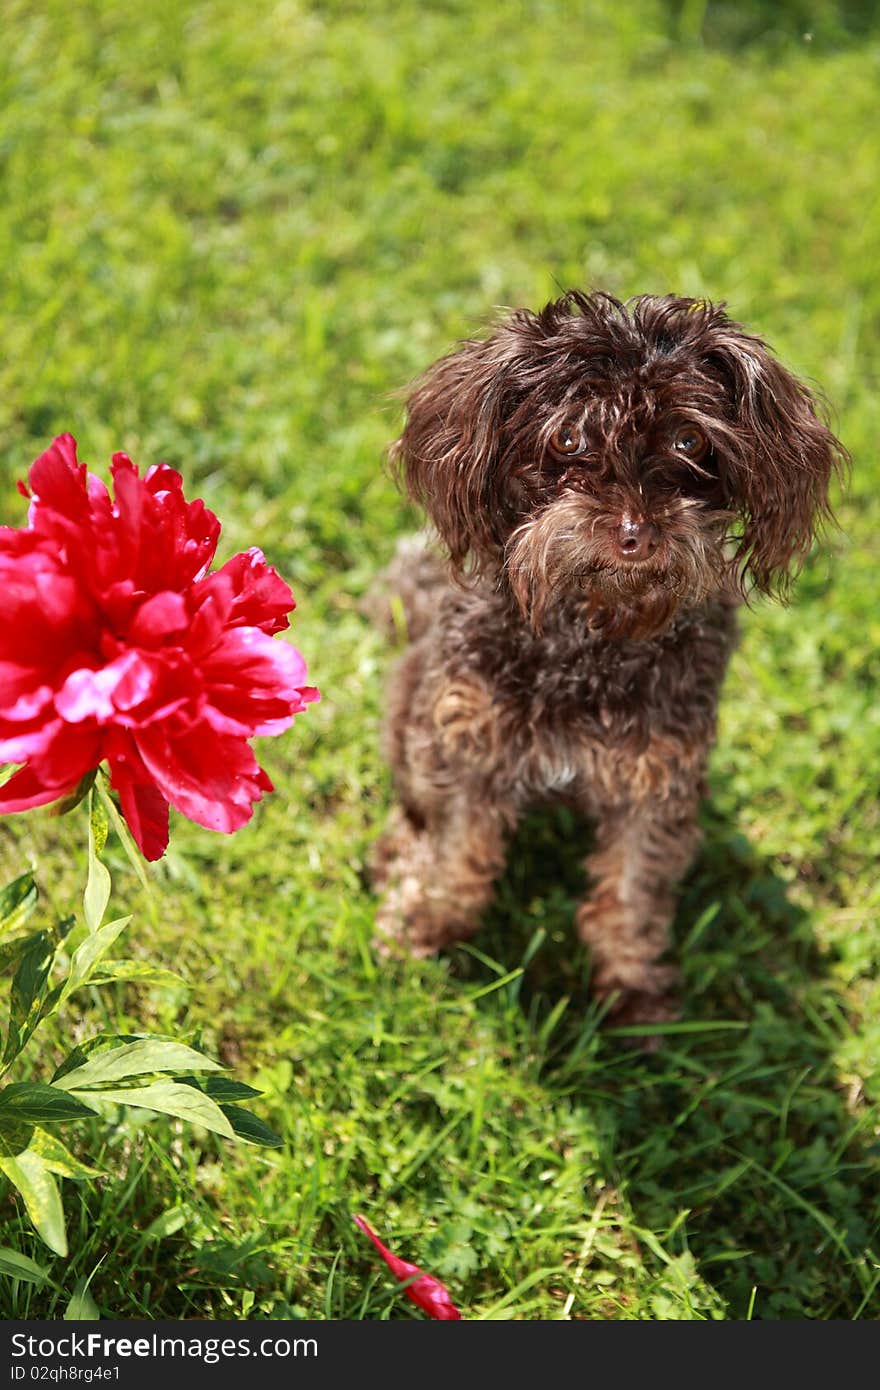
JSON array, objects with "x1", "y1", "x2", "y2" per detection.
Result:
[
  {"x1": 458, "y1": 798, "x2": 880, "y2": 1319},
  {"x1": 662, "y1": 0, "x2": 879, "y2": 50}
]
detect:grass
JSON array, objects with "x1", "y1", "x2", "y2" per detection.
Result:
[{"x1": 1, "y1": 0, "x2": 879, "y2": 1320}]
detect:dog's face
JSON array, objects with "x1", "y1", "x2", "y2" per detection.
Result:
[{"x1": 393, "y1": 292, "x2": 846, "y2": 638}]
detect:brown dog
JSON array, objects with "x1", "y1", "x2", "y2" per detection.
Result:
[{"x1": 371, "y1": 291, "x2": 845, "y2": 1027}]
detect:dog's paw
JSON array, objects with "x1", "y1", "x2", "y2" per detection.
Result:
[
  {"x1": 373, "y1": 889, "x2": 462, "y2": 960},
  {"x1": 598, "y1": 979, "x2": 681, "y2": 1052}
]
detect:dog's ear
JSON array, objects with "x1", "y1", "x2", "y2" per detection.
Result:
[
  {"x1": 390, "y1": 323, "x2": 533, "y2": 572},
  {"x1": 705, "y1": 321, "x2": 848, "y2": 594}
]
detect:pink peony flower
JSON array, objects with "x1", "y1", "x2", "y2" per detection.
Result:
[
  {"x1": 354, "y1": 1214, "x2": 462, "y2": 1320},
  {"x1": 0, "y1": 435, "x2": 318, "y2": 859}
]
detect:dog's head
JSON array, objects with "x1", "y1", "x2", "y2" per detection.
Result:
[{"x1": 391, "y1": 291, "x2": 846, "y2": 638}]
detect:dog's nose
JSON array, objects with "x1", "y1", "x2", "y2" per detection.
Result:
[{"x1": 615, "y1": 517, "x2": 659, "y2": 563}]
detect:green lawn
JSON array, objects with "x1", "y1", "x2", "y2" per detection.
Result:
[{"x1": 1, "y1": 0, "x2": 878, "y2": 1320}]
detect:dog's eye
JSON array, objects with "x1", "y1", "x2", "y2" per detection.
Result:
[
  {"x1": 549, "y1": 424, "x2": 584, "y2": 456},
  {"x1": 672, "y1": 425, "x2": 708, "y2": 461}
]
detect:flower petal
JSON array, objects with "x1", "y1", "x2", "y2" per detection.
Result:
[
  {"x1": 0, "y1": 668, "x2": 55, "y2": 722},
  {"x1": 194, "y1": 548, "x2": 295, "y2": 635},
  {"x1": 354, "y1": 1215, "x2": 462, "y2": 1321},
  {"x1": 0, "y1": 764, "x2": 80, "y2": 813},
  {"x1": 133, "y1": 723, "x2": 269, "y2": 833},
  {"x1": 112, "y1": 456, "x2": 221, "y2": 592},
  {"x1": 129, "y1": 591, "x2": 190, "y2": 646},
  {"x1": 200, "y1": 629, "x2": 318, "y2": 736},
  {"x1": 0, "y1": 437, "x2": 313, "y2": 857},
  {"x1": 106, "y1": 737, "x2": 170, "y2": 861},
  {"x1": 55, "y1": 651, "x2": 161, "y2": 724},
  {"x1": 0, "y1": 722, "x2": 101, "y2": 810},
  {"x1": 26, "y1": 434, "x2": 89, "y2": 525}
]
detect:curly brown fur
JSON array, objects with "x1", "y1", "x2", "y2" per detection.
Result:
[{"x1": 371, "y1": 291, "x2": 846, "y2": 1033}]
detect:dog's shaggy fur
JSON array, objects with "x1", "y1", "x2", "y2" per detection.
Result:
[{"x1": 370, "y1": 291, "x2": 846, "y2": 1027}]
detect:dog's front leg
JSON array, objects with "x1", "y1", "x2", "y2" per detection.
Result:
[
  {"x1": 372, "y1": 671, "x2": 512, "y2": 957},
  {"x1": 372, "y1": 795, "x2": 507, "y2": 957},
  {"x1": 576, "y1": 788, "x2": 702, "y2": 1028}
]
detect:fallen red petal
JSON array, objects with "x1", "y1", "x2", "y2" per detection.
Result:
[{"x1": 354, "y1": 1214, "x2": 462, "y2": 1321}]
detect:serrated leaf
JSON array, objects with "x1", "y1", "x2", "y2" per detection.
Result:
[
  {"x1": 60, "y1": 917, "x2": 131, "y2": 1003},
  {"x1": 0, "y1": 873, "x2": 37, "y2": 939},
  {"x1": 0, "y1": 1084, "x2": 95, "y2": 1125},
  {"x1": 54, "y1": 1039, "x2": 223, "y2": 1091},
  {"x1": 30, "y1": 1128, "x2": 102, "y2": 1179},
  {"x1": 0, "y1": 1246, "x2": 52, "y2": 1285},
  {"x1": 90, "y1": 960, "x2": 186, "y2": 989},
  {"x1": 84, "y1": 792, "x2": 111, "y2": 933},
  {"x1": 3, "y1": 932, "x2": 56, "y2": 1065},
  {"x1": 64, "y1": 1280, "x2": 101, "y2": 1320},
  {"x1": 220, "y1": 1104, "x2": 284, "y2": 1148},
  {"x1": 0, "y1": 1150, "x2": 67, "y2": 1255},
  {"x1": 77, "y1": 1081, "x2": 234, "y2": 1138}
]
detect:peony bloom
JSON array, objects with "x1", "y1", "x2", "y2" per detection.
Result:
[
  {"x1": 0, "y1": 435, "x2": 317, "y2": 859},
  {"x1": 354, "y1": 1214, "x2": 462, "y2": 1320}
]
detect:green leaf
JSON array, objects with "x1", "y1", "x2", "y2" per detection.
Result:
[
  {"x1": 0, "y1": 1246, "x2": 52, "y2": 1286},
  {"x1": 34, "y1": 980, "x2": 65, "y2": 1029},
  {"x1": 0, "y1": 1120, "x2": 34, "y2": 1158},
  {"x1": 0, "y1": 873, "x2": 37, "y2": 939},
  {"x1": 143, "y1": 1204, "x2": 190, "y2": 1240},
  {"x1": 64, "y1": 1280, "x2": 101, "y2": 1320},
  {"x1": 84, "y1": 791, "x2": 111, "y2": 933},
  {"x1": 3, "y1": 932, "x2": 56, "y2": 1065},
  {"x1": 0, "y1": 929, "x2": 44, "y2": 974},
  {"x1": 0, "y1": 1083, "x2": 95, "y2": 1125},
  {"x1": 54, "y1": 1039, "x2": 224, "y2": 1091},
  {"x1": 90, "y1": 960, "x2": 186, "y2": 989},
  {"x1": 30, "y1": 1128, "x2": 103, "y2": 1179},
  {"x1": 0, "y1": 1150, "x2": 67, "y2": 1255},
  {"x1": 78, "y1": 1081, "x2": 235, "y2": 1138},
  {"x1": 220, "y1": 1104, "x2": 284, "y2": 1148},
  {"x1": 89, "y1": 790, "x2": 108, "y2": 857},
  {"x1": 60, "y1": 916, "x2": 132, "y2": 1003},
  {"x1": 183, "y1": 1075, "x2": 263, "y2": 1103},
  {"x1": 51, "y1": 1032, "x2": 144, "y2": 1083},
  {"x1": 606, "y1": 1020, "x2": 749, "y2": 1037}
]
